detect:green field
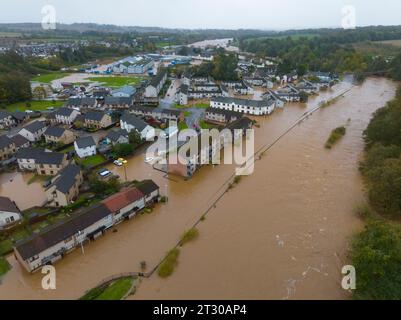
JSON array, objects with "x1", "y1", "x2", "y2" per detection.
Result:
[
  {"x1": 87, "y1": 76, "x2": 144, "y2": 88},
  {"x1": 5, "y1": 100, "x2": 65, "y2": 112},
  {"x1": 32, "y1": 72, "x2": 70, "y2": 83},
  {"x1": 79, "y1": 154, "x2": 106, "y2": 168}
]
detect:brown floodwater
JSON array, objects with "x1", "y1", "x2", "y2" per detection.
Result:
[
  {"x1": 0, "y1": 77, "x2": 397, "y2": 300},
  {"x1": 0, "y1": 172, "x2": 47, "y2": 210}
]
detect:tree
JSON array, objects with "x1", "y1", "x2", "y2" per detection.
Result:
[
  {"x1": 351, "y1": 220, "x2": 401, "y2": 300},
  {"x1": 89, "y1": 176, "x2": 121, "y2": 197},
  {"x1": 113, "y1": 143, "x2": 134, "y2": 157},
  {"x1": 128, "y1": 130, "x2": 142, "y2": 148}
]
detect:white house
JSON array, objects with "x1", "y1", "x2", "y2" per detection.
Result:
[
  {"x1": 210, "y1": 97, "x2": 276, "y2": 116},
  {"x1": 120, "y1": 113, "x2": 155, "y2": 141},
  {"x1": 74, "y1": 136, "x2": 97, "y2": 158},
  {"x1": 0, "y1": 196, "x2": 22, "y2": 229},
  {"x1": 145, "y1": 69, "x2": 167, "y2": 98},
  {"x1": 55, "y1": 107, "x2": 80, "y2": 125},
  {"x1": 18, "y1": 121, "x2": 47, "y2": 142}
]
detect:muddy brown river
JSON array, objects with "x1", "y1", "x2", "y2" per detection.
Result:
[{"x1": 0, "y1": 77, "x2": 397, "y2": 299}]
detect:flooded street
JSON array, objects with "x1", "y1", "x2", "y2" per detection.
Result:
[{"x1": 0, "y1": 77, "x2": 397, "y2": 299}]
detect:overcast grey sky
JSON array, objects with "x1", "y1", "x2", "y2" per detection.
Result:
[{"x1": 1, "y1": 0, "x2": 401, "y2": 30}]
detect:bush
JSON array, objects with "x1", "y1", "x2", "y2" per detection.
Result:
[
  {"x1": 180, "y1": 228, "x2": 199, "y2": 246},
  {"x1": 325, "y1": 126, "x2": 346, "y2": 149},
  {"x1": 158, "y1": 248, "x2": 180, "y2": 278},
  {"x1": 113, "y1": 143, "x2": 134, "y2": 157}
]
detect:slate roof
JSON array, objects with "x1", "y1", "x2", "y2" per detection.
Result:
[
  {"x1": 11, "y1": 134, "x2": 30, "y2": 148},
  {"x1": 149, "y1": 68, "x2": 167, "y2": 88},
  {"x1": 15, "y1": 203, "x2": 111, "y2": 260},
  {"x1": 55, "y1": 107, "x2": 75, "y2": 117},
  {"x1": 21, "y1": 121, "x2": 46, "y2": 134},
  {"x1": 179, "y1": 84, "x2": 189, "y2": 95},
  {"x1": 83, "y1": 111, "x2": 107, "y2": 122},
  {"x1": 44, "y1": 126, "x2": 66, "y2": 138},
  {"x1": 75, "y1": 136, "x2": 96, "y2": 149},
  {"x1": 121, "y1": 112, "x2": 149, "y2": 131},
  {"x1": 0, "y1": 110, "x2": 11, "y2": 120},
  {"x1": 11, "y1": 112, "x2": 28, "y2": 122},
  {"x1": 0, "y1": 196, "x2": 20, "y2": 214},
  {"x1": 0, "y1": 135, "x2": 14, "y2": 149},
  {"x1": 135, "y1": 180, "x2": 159, "y2": 196},
  {"x1": 205, "y1": 107, "x2": 243, "y2": 119},
  {"x1": 16, "y1": 148, "x2": 66, "y2": 165},
  {"x1": 53, "y1": 164, "x2": 81, "y2": 194},
  {"x1": 66, "y1": 97, "x2": 96, "y2": 107},
  {"x1": 106, "y1": 129, "x2": 128, "y2": 142}
]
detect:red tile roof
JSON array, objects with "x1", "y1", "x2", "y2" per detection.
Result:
[{"x1": 101, "y1": 187, "x2": 144, "y2": 213}]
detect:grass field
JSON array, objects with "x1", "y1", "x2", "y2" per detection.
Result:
[
  {"x1": 5, "y1": 100, "x2": 65, "y2": 112},
  {"x1": 32, "y1": 72, "x2": 70, "y2": 83},
  {"x1": 87, "y1": 76, "x2": 144, "y2": 88},
  {"x1": 79, "y1": 154, "x2": 106, "y2": 168}
]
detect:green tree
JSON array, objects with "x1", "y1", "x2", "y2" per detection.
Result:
[
  {"x1": 128, "y1": 130, "x2": 142, "y2": 148},
  {"x1": 113, "y1": 143, "x2": 134, "y2": 157}
]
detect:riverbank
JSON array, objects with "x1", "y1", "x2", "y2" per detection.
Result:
[{"x1": 0, "y1": 78, "x2": 396, "y2": 299}]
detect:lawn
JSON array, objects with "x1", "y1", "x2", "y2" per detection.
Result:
[
  {"x1": 87, "y1": 76, "x2": 143, "y2": 88},
  {"x1": 32, "y1": 72, "x2": 70, "y2": 83},
  {"x1": 5, "y1": 100, "x2": 65, "y2": 112},
  {"x1": 79, "y1": 154, "x2": 106, "y2": 168},
  {"x1": 81, "y1": 277, "x2": 134, "y2": 300},
  {"x1": 0, "y1": 257, "x2": 11, "y2": 277}
]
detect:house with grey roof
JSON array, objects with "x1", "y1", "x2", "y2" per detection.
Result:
[
  {"x1": 120, "y1": 112, "x2": 155, "y2": 140},
  {"x1": 74, "y1": 136, "x2": 97, "y2": 158},
  {"x1": 103, "y1": 96, "x2": 132, "y2": 109},
  {"x1": 0, "y1": 111, "x2": 16, "y2": 129},
  {"x1": 45, "y1": 164, "x2": 83, "y2": 207},
  {"x1": 145, "y1": 68, "x2": 167, "y2": 98},
  {"x1": 14, "y1": 203, "x2": 114, "y2": 272},
  {"x1": 0, "y1": 135, "x2": 16, "y2": 164},
  {"x1": 16, "y1": 147, "x2": 68, "y2": 175},
  {"x1": 11, "y1": 134, "x2": 30, "y2": 151},
  {"x1": 0, "y1": 196, "x2": 22, "y2": 229},
  {"x1": 66, "y1": 97, "x2": 97, "y2": 109},
  {"x1": 205, "y1": 107, "x2": 243, "y2": 124},
  {"x1": 83, "y1": 111, "x2": 113, "y2": 130},
  {"x1": 54, "y1": 107, "x2": 80, "y2": 125},
  {"x1": 44, "y1": 126, "x2": 75, "y2": 145},
  {"x1": 18, "y1": 121, "x2": 47, "y2": 142},
  {"x1": 105, "y1": 129, "x2": 129, "y2": 146},
  {"x1": 129, "y1": 106, "x2": 183, "y2": 122}
]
